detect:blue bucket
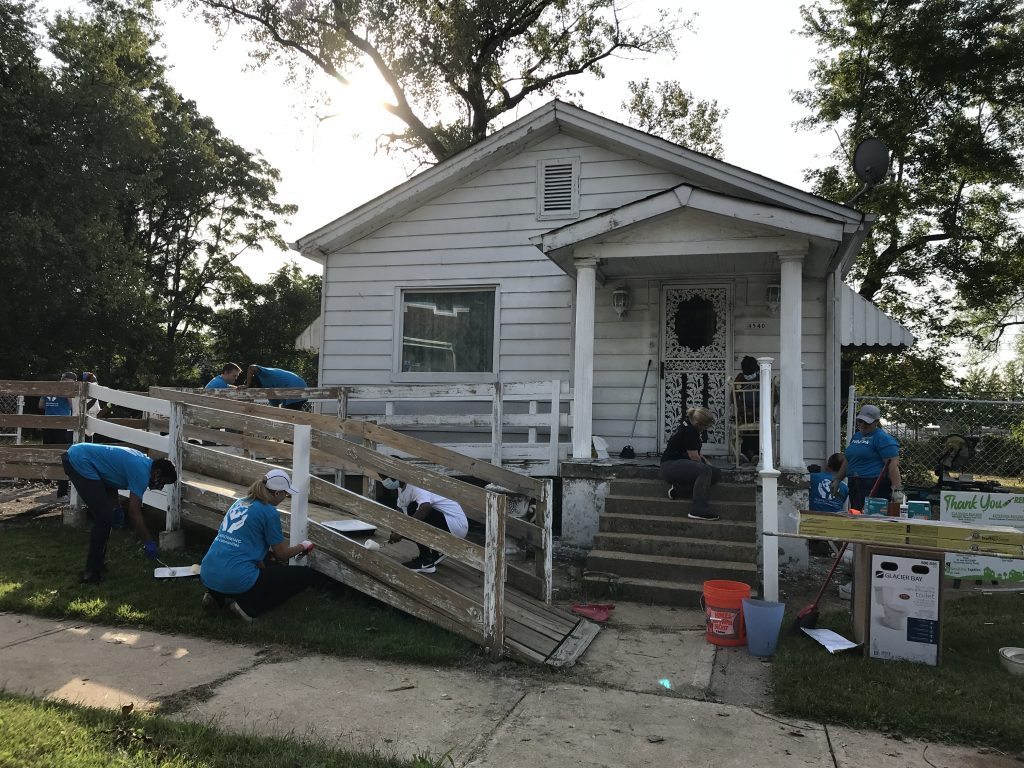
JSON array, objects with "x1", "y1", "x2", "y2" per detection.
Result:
[{"x1": 741, "y1": 598, "x2": 786, "y2": 657}]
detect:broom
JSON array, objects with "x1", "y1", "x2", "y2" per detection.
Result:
[
  {"x1": 793, "y1": 459, "x2": 891, "y2": 630},
  {"x1": 619, "y1": 359, "x2": 652, "y2": 459}
]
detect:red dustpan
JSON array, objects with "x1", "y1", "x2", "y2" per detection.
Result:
[{"x1": 571, "y1": 602, "x2": 615, "y2": 622}]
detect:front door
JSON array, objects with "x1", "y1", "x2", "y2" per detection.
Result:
[{"x1": 660, "y1": 284, "x2": 731, "y2": 454}]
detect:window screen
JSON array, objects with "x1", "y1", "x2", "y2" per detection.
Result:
[{"x1": 400, "y1": 289, "x2": 495, "y2": 373}]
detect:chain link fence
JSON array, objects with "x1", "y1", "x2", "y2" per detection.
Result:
[
  {"x1": 850, "y1": 392, "x2": 1024, "y2": 488},
  {"x1": 0, "y1": 394, "x2": 23, "y2": 444}
]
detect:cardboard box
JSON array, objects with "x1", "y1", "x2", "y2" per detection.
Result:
[{"x1": 853, "y1": 546, "x2": 942, "y2": 666}]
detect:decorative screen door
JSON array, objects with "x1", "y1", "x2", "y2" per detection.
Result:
[{"x1": 660, "y1": 284, "x2": 731, "y2": 454}]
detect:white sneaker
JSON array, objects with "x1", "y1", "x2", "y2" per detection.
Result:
[
  {"x1": 838, "y1": 582, "x2": 852, "y2": 601},
  {"x1": 226, "y1": 600, "x2": 254, "y2": 623}
]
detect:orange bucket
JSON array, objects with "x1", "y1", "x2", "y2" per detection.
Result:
[{"x1": 702, "y1": 580, "x2": 752, "y2": 646}]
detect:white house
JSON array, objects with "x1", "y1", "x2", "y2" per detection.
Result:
[{"x1": 293, "y1": 99, "x2": 912, "y2": 578}]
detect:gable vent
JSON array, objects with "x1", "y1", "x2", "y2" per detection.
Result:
[{"x1": 537, "y1": 157, "x2": 580, "y2": 219}]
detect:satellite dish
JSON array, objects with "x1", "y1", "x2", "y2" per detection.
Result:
[
  {"x1": 852, "y1": 137, "x2": 890, "y2": 185},
  {"x1": 844, "y1": 137, "x2": 890, "y2": 205}
]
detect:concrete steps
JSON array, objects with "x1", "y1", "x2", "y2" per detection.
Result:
[{"x1": 583, "y1": 475, "x2": 760, "y2": 605}]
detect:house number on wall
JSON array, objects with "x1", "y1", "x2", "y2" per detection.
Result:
[{"x1": 746, "y1": 322, "x2": 767, "y2": 329}]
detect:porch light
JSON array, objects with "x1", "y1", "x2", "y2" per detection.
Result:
[
  {"x1": 766, "y1": 284, "x2": 781, "y2": 316},
  {"x1": 612, "y1": 286, "x2": 630, "y2": 319}
]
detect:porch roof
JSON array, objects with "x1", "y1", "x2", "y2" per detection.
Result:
[
  {"x1": 529, "y1": 183, "x2": 871, "y2": 280},
  {"x1": 839, "y1": 284, "x2": 916, "y2": 349}
]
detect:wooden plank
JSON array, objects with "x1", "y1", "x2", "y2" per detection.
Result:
[
  {"x1": 545, "y1": 619, "x2": 601, "y2": 667},
  {"x1": 181, "y1": 386, "x2": 342, "y2": 400},
  {"x1": 182, "y1": 500, "x2": 226, "y2": 531},
  {"x1": 0, "y1": 380, "x2": 77, "y2": 397},
  {"x1": 87, "y1": 417, "x2": 168, "y2": 452},
  {"x1": 483, "y1": 493, "x2": 506, "y2": 658},
  {"x1": 153, "y1": 387, "x2": 340, "y2": 431},
  {"x1": 0, "y1": 464, "x2": 66, "y2": 480},
  {"x1": 310, "y1": 551, "x2": 483, "y2": 647},
  {"x1": 308, "y1": 476, "x2": 485, "y2": 571},
  {"x1": 0, "y1": 447, "x2": 65, "y2": 463},
  {"x1": 0, "y1": 415, "x2": 76, "y2": 429},
  {"x1": 307, "y1": 523, "x2": 484, "y2": 632},
  {"x1": 503, "y1": 637, "x2": 548, "y2": 665},
  {"x1": 89, "y1": 384, "x2": 170, "y2": 416},
  {"x1": 439, "y1": 566, "x2": 565, "y2": 642},
  {"x1": 342, "y1": 420, "x2": 544, "y2": 498},
  {"x1": 182, "y1": 405, "x2": 296, "y2": 441}
]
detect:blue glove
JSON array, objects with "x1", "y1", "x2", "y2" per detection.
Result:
[{"x1": 143, "y1": 541, "x2": 158, "y2": 560}]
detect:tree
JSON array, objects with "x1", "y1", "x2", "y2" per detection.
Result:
[
  {"x1": 188, "y1": 0, "x2": 682, "y2": 161},
  {"x1": 796, "y1": 0, "x2": 1024, "y2": 348},
  {"x1": 621, "y1": 78, "x2": 726, "y2": 158},
  {"x1": 0, "y1": 0, "x2": 293, "y2": 387},
  {"x1": 207, "y1": 264, "x2": 321, "y2": 385}
]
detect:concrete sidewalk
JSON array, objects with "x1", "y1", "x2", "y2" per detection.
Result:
[{"x1": 0, "y1": 611, "x2": 1015, "y2": 768}]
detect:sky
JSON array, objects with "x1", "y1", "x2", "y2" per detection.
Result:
[{"x1": 142, "y1": 0, "x2": 839, "y2": 279}]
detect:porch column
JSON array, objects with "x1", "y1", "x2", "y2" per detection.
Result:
[
  {"x1": 778, "y1": 251, "x2": 805, "y2": 471},
  {"x1": 572, "y1": 257, "x2": 598, "y2": 459}
]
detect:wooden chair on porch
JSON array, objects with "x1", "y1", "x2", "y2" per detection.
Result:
[{"x1": 729, "y1": 377, "x2": 779, "y2": 467}]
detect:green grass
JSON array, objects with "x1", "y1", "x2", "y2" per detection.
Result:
[
  {"x1": 0, "y1": 519, "x2": 477, "y2": 666},
  {"x1": 0, "y1": 691, "x2": 451, "y2": 768},
  {"x1": 773, "y1": 594, "x2": 1024, "y2": 750}
]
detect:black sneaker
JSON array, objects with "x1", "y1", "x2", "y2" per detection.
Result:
[
  {"x1": 226, "y1": 600, "x2": 254, "y2": 623},
  {"x1": 402, "y1": 557, "x2": 436, "y2": 574},
  {"x1": 667, "y1": 486, "x2": 680, "y2": 500},
  {"x1": 430, "y1": 553, "x2": 447, "y2": 568},
  {"x1": 79, "y1": 570, "x2": 103, "y2": 584},
  {"x1": 687, "y1": 510, "x2": 720, "y2": 521}
]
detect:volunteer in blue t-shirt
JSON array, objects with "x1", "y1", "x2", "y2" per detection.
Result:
[
  {"x1": 200, "y1": 469, "x2": 317, "y2": 622},
  {"x1": 61, "y1": 444, "x2": 178, "y2": 583},
  {"x1": 245, "y1": 364, "x2": 307, "y2": 409},
  {"x1": 832, "y1": 404, "x2": 903, "y2": 511},
  {"x1": 39, "y1": 371, "x2": 77, "y2": 498},
  {"x1": 205, "y1": 362, "x2": 242, "y2": 389},
  {"x1": 809, "y1": 453, "x2": 850, "y2": 513}
]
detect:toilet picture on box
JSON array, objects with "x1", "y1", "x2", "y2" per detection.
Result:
[{"x1": 869, "y1": 554, "x2": 941, "y2": 666}]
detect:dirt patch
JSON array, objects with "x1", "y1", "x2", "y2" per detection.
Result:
[{"x1": 0, "y1": 481, "x2": 65, "y2": 525}]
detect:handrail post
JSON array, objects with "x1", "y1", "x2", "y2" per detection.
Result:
[
  {"x1": 548, "y1": 379, "x2": 560, "y2": 474},
  {"x1": 757, "y1": 356, "x2": 780, "y2": 601},
  {"x1": 491, "y1": 383, "x2": 503, "y2": 466},
  {"x1": 483, "y1": 492, "x2": 506, "y2": 659},
  {"x1": 290, "y1": 423, "x2": 311, "y2": 563},
  {"x1": 65, "y1": 383, "x2": 88, "y2": 526},
  {"x1": 159, "y1": 400, "x2": 186, "y2": 551},
  {"x1": 846, "y1": 385, "x2": 857, "y2": 448},
  {"x1": 535, "y1": 478, "x2": 553, "y2": 603}
]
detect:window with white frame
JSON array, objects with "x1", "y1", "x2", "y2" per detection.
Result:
[
  {"x1": 537, "y1": 157, "x2": 580, "y2": 219},
  {"x1": 396, "y1": 288, "x2": 496, "y2": 378}
]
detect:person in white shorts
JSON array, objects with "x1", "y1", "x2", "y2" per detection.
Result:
[{"x1": 381, "y1": 477, "x2": 468, "y2": 574}]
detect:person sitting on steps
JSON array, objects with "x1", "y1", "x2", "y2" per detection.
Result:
[{"x1": 659, "y1": 406, "x2": 721, "y2": 521}]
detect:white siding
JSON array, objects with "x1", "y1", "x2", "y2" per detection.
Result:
[{"x1": 320, "y1": 132, "x2": 687, "y2": 385}]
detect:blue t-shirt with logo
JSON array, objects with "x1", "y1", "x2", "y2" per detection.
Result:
[
  {"x1": 845, "y1": 427, "x2": 899, "y2": 479},
  {"x1": 253, "y1": 366, "x2": 306, "y2": 406},
  {"x1": 809, "y1": 471, "x2": 849, "y2": 513},
  {"x1": 205, "y1": 375, "x2": 229, "y2": 389},
  {"x1": 43, "y1": 396, "x2": 72, "y2": 416},
  {"x1": 66, "y1": 444, "x2": 152, "y2": 498},
  {"x1": 200, "y1": 498, "x2": 284, "y2": 594}
]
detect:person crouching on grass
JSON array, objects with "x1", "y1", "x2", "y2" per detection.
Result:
[
  {"x1": 61, "y1": 443, "x2": 177, "y2": 583},
  {"x1": 200, "y1": 469, "x2": 317, "y2": 622}
]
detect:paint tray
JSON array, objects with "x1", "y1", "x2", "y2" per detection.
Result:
[{"x1": 154, "y1": 565, "x2": 201, "y2": 579}]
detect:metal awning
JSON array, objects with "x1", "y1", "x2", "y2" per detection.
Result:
[{"x1": 840, "y1": 284, "x2": 915, "y2": 349}]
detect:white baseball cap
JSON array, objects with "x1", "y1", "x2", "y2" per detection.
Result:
[{"x1": 264, "y1": 469, "x2": 298, "y2": 495}]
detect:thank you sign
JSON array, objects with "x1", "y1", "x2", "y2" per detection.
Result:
[
  {"x1": 941, "y1": 491, "x2": 1024, "y2": 583},
  {"x1": 939, "y1": 491, "x2": 1024, "y2": 527}
]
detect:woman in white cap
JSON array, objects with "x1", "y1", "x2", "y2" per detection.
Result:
[
  {"x1": 831, "y1": 404, "x2": 903, "y2": 511},
  {"x1": 200, "y1": 469, "x2": 316, "y2": 621}
]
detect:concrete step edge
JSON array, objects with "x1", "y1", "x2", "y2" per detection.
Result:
[{"x1": 587, "y1": 549, "x2": 757, "y2": 571}]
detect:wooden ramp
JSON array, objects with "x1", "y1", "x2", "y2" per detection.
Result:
[{"x1": 181, "y1": 471, "x2": 599, "y2": 667}]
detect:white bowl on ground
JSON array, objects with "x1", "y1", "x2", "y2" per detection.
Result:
[{"x1": 998, "y1": 647, "x2": 1024, "y2": 677}]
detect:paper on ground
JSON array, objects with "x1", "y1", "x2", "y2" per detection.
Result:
[{"x1": 801, "y1": 627, "x2": 860, "y2": 653}]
